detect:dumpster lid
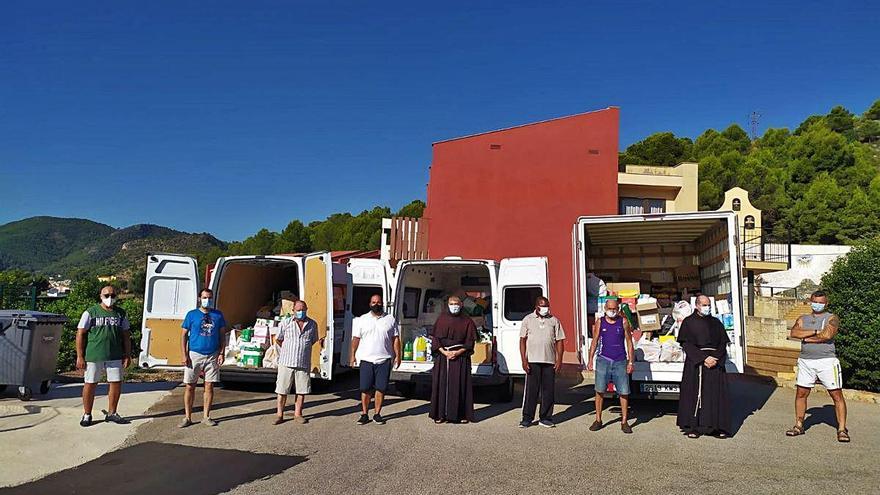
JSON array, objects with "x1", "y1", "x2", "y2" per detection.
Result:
[{"x1": 0, "y1": 310, "x2": 69, "y2": 324}]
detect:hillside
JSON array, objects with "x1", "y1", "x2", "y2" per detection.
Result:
[{"x1": 0, "y1": 217, "x2": 226, "y2": 277}]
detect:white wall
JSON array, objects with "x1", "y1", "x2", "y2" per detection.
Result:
[{"x1": 758, "y1": 244, "x2": 852, "y2": 295}]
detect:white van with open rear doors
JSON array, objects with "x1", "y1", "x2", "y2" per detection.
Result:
[
  {"x1": 573, "y1": 211, "x2": 747, "y2": 399},
  {"x1": 139, "y1": 252, "x2": 337, "y2": 383},
  {"x1": 341, "y1": 256, "x2": 548, "y2": 401}
]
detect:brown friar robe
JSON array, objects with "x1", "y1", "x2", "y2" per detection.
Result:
[
  {"x1": 676, "y1": 312, "x2": 732, "y2": 435},
  {"x1": 429, "y1": 311, "x2": 477, "y2": 422}
]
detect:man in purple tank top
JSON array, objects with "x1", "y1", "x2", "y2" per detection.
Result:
[{"x1": 586, "y1": 299, "x2": 635, "y2": 433}]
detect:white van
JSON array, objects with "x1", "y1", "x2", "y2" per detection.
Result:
[
  {"x1": 341, "y1": 257, "x2": 548, "y2": 400},
  {"x1": 139, "y1": 252, "x2": 337, "y2": 383},
  {"x1": 573, "y1": 211, "x2": 747, "y2": 399}
]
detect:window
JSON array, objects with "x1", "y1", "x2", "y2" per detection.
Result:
[
  {"x1": 732, "y1": 198, "x2": 742, "y2": 211},
  {"x1": 744, "y1": 215, "x2": 756, "y2": 230},
  {"x1": 351, "y1": 285, "x2": 383, "y2": 317},
  {"x1": 619, "y1": 198, "x2": 665, "y2": 215},
  {"x1": 503, "y1": 286, "x2": 544, "y2": 321},
  {"x1": 332, "y1": 285, "x2": 346, "y2": 319},
  {"x1": 422, "y1": 289, "x2": 444, "y2": 313},
  {"x1": 402, "y1": 287, "x2": 421, "y2": 319}
]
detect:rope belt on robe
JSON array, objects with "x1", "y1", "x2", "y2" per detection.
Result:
[{"x1": 695, "y1": 347, "x2": 719, "y2": 417}]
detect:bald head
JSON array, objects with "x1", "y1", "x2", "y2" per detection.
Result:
[
  {"x1": 100, "y1": 285, "x2": 117, "y2": 308},
  {"x1": 695, "y1": 295, "x2": 712, "y2": 316}
]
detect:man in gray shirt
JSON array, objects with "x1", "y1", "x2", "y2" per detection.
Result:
[
  {"x1": 786, "y1": 290, "x2": 849, "y2": 442},
  {"x1": 518, "y1": 296, "x2": 565, "y2": 428}
]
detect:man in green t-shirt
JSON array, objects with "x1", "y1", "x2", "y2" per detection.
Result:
[{"x1": 76, "y1": 285, "x2": 132, "y2": 427}]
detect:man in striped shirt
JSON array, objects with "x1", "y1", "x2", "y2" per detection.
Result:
[{"x1": 274, "y1": 300, "x2": 319, "y2": 425}]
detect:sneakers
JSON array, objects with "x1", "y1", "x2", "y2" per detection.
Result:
[
  {"x1": 80, "y1": 414, "x2": 93, "y2": 427},
  {"x1": 204, "y1": 417, "x2": 219, "y2": 427},
  {"x1": 293, "y1": 416, "x2": 308, "y2": 425},
  {"x1": 589, "y1": 420, "x2": 603, "y2": 431},
  {"x1": 104, "y1": 412, "x2": 130, "y2": 424},
  {"x1": 518, "y1": 420, "x2": 532, "y2": 428},
  {"x1": 373, "y1": 414, "x2": 386, "y2": 425},
  {"x1": 178, "y1": 418, "x2": 194, "y2": 428},
  {"x1": 539, "y1": 419, "x2": 556, "y2": 428},
  {"x1": 356, "y1": 414, "x2": 371, "y2": 425},
  {"x1": 621, "y1": 422, "x2": 633, "y2": 434}
]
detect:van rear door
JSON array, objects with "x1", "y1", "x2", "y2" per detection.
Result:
[
  {"x1": 496, "y1": 257, "x2": 549, "y2": 375},
  {"x1": 140, "y1": 254, "x2": 199, "y2": 368},
  {"x1": 303, "y1": 252, "x2": 335, "y2": 379},
  {"x1": 341, "y1": 258, "x2": 392, "y2": 366}
]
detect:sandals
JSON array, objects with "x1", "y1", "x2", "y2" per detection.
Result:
[
  {"x1": 837, "y1": 428, "x2": 850, "y2": 443},
  {"x1": 589, "y1": 420, "x2": 603, "y2": 432},
  {"x1": 785, "y1": 424, "x2": 805, "y2": 437},
  {"x1": 686, "y1": 431, "x2": 700, "y2": 439}
]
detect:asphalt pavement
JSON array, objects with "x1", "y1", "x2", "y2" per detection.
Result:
[{"x1": 5, "y1": 373, "x2": 878, "y2": 495}]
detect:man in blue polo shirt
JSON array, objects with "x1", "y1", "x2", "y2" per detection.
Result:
[{"x1": 180, "y1": 288, "x2": 227, "y2": 428}]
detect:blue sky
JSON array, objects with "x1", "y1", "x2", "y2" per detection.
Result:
[{"x1": 1, "y1": 1, "x2": 878, "y2": 241}]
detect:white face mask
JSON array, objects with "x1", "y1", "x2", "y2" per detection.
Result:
[
  {"x1": 699, "y1": 305, "x2": 712, "y2": 316},
  {"x1": 605, "y1": 310, "x2": 618, "y2": 319},
  {"x1": 448, "y1": 304, "x2": 461, "y2": 315},
  {"x1": 102, "y1": 296, "x2": 116, "y2": 307},
  {"x1": 538, "y1": 306, "x2": 550, "y2": 316},
  {"x1": 200, "y1": 298, "x2": 212, "y2": 309}
]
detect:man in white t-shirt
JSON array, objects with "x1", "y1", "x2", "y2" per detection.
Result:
[{"x1": 350, "y1": 294, "x2": 401, "y2": 425}]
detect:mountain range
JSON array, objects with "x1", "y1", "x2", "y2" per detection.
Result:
[{"x1": 0, "y1": 216, "x2": 226, "y2": 277}]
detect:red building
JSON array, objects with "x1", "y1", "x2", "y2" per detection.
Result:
[{"x1": 423, "y1": 107, "x2": 620, "y2": 357}]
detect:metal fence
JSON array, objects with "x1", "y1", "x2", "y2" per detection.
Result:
[{"x1": 741, "y1": 226, "x2": 791, "y2": 267}]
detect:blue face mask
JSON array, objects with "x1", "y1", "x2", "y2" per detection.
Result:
[
  {"x1": 295, "y1": 310, "x2": 307, "y2": 320},
  {"x1": 811, "y1": 302, "x2": 826, "y2": 313},
  {"x1": 200, "y1": 298, "x2": 212, "y2": 309}
]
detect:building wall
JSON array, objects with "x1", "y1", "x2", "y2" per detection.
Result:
[
  {"x1": 617, "y1": 162, "x2": 699, "y2": 213},
  {"x1": 758, "y1": 244, "x2": 852, "y2": 294},
  {"x1": 424, "y1": 108, "x2": 620, "y2": 353},
  {"x1": 719, "y1": 186, "x2": 761, "y2": 231}
]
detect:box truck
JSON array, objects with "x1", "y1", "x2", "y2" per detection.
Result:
[
  {"x1": 341, "y1": 256, "x2": 549, "y2": 401},
  {"x1": 573, "y1": 211, "x2": 747, "y2": 399}
]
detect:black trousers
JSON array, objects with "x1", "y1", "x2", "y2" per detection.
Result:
[{"x1": 522, "y1": 363, "x2": 555, "y2": 422}]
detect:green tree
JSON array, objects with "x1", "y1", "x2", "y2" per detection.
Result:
[
  {"x1": 855, "y1": 118, "x2": 880, "y2": 143},
  {"x1": 794, "y1": 115, "x2": 825, "y2": 135},
  {"x1": 273, "y1": 220, "x2": 313, "y2": 253},
  {"x1": 863, "y1": 98, "x2": 880, "y2": 120},
  {"x1": 825, "y1": 105, "x2": 856, "y2": 135},
  {"x1": 822, "y1": 238, "x2": 880, "y2": 392},
  {"x1": 396, "y1": 200, "x2": 426, "y2": 218},
  {"x1": 787, "y1": 173, "x2": 846, "y2": 243},
  {"x1": 619, "y1": 132, "x2": 694, "y2": 166},
  {"x1": 837, "y1": 189, "x2": 880, "y2": 243}
]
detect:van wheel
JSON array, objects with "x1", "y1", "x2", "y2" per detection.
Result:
[{"x1": 498, "y1": 378, "x2": 514, "y2": 402}]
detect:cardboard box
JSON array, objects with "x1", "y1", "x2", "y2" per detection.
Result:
[
  {"x1": 606, "y1": 282, "x2": 641, "y2": 298},
  {"x1": 472, "y1": 342, "x2": 492, "y2": 365},
  {"x1": 636, "y1": 300, "x2": 661, "y2": 331},
  {"x1": 674, "y1": 265, "x2": 700, "y2": 289}
]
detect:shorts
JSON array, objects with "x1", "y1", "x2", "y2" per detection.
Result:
[
  {"x1": 276, "y1": 366, "x2": 311, "y2": 395},
  {"x1": 594, "y1": 357, "x2": 630, "y2": 396},
  {"x1": 85, "y1": 360, "x2": 123, "y2": 384},
  {"x1": 184, "y1": 351, "x2": 220, "y2": 384},
  {"x1": 797, "y1": 357, "x2": 843, "y2": 390},
  {"x1": 359, "y1": 359, "x2": 392, "y2": 393}
]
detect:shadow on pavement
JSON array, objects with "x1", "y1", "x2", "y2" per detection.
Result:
[
  {"x1": 803, "y1": 404, "x2": 839, "y2": 431},
  {"x1": 727, "y1": 377, "x2": 775, "y2": 436},
  {"x1": 0, "y1": 381, "x2": 175, "y2": 401},
  {"x1": 1, "y1": 442, "x2": 305, "y2": 494}
]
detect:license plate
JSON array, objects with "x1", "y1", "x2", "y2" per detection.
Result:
[{"x1": 640, "y1": 383, "x2": 679, "y2": 394}]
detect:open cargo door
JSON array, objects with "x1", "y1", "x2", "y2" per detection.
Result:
[
  {"x1": 341, "y1": 258, "x2": 391, "y2": 366},
  {"x1": 303, "y1": 252, "x2": 335, "y2": 379},
  {"x1": 496, "y1": 257, "x2": 549, "y2": 374},
  {"x1": 140, "y1": 254, "x2": 199, "y2": 368}
]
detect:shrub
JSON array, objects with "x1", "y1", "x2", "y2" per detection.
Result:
[{"x1": 821, "y1": 237, "x2": 880, "y2": 391}]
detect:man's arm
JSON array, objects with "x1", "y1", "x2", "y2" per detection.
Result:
[
  {"x1": 586, "y1": 319, "x2": 601, "y2": 369},
  {"x1": 554, "y1": 339, "x2": 564, "y2": 373},
  {"x1": 181, "y1": 327, "x2": 191, "y2": 367},
  {"x1": 519, "y1": 337, "x2": 530, "y2": 373},
  {"x1": 789, "y1": 316, "x2": 814, "y2": 339},
  {"x1": 350, "y1": 337, "x2": 360, "y2": 366},
  {"x1": 393, "y1": 335, "x2": 402, "y2": 368},
  {"x1": 217, "y1": 326, "x2": 228, "y2": 365},
  {"x1": 623, "y1": 318, "x2": 635, "y2": 373},
  {"x1": 122, "y1": 330, "x2": 132, "y2": 368},
  {"x1": 76, "y1": 328, "x2": 88, "y2": 370},
  {"x1": 806, "y1": 314, "x2": 840, "y2": 343}
]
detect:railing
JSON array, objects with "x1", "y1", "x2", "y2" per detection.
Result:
[
  {"x1": 741, "y1": 226, "x2": 791, "y2": 268},
  {"x1": 0, "y1": 284, "x2": 38, "y2": 311}
]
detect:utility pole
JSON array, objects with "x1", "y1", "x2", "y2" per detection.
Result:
[{"x1": 749, "y1": 111, "x2": 761, "y2": 140}]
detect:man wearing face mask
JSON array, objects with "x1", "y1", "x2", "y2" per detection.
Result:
[
  {"x1": 676, "y1": 295, "x2": 731, "y2": 438},
  {"x1": 519, "y1": 296, "x2": 565, "y2": 428},
  {"x1": 274, "y1": 300, "x2": 318, "y2": 425},
  {"x1": 786, "y1": 290, "x2": 848, "y2": 442},
  {"x1": 350, "y1": 293, "x2": 401, "y2": 425},
  {"x1": 428, "y1": 295, "x2": 477, "y2": 424},
  {"x1": 76, "y1": 285, "x2": 132, "y2": 427},
  {"x1": 587, "y1": 299, "x2": 635, "y2": 433},
  {"x1": 179, "y1": 288, "x2": 227, "y2": 428}
]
